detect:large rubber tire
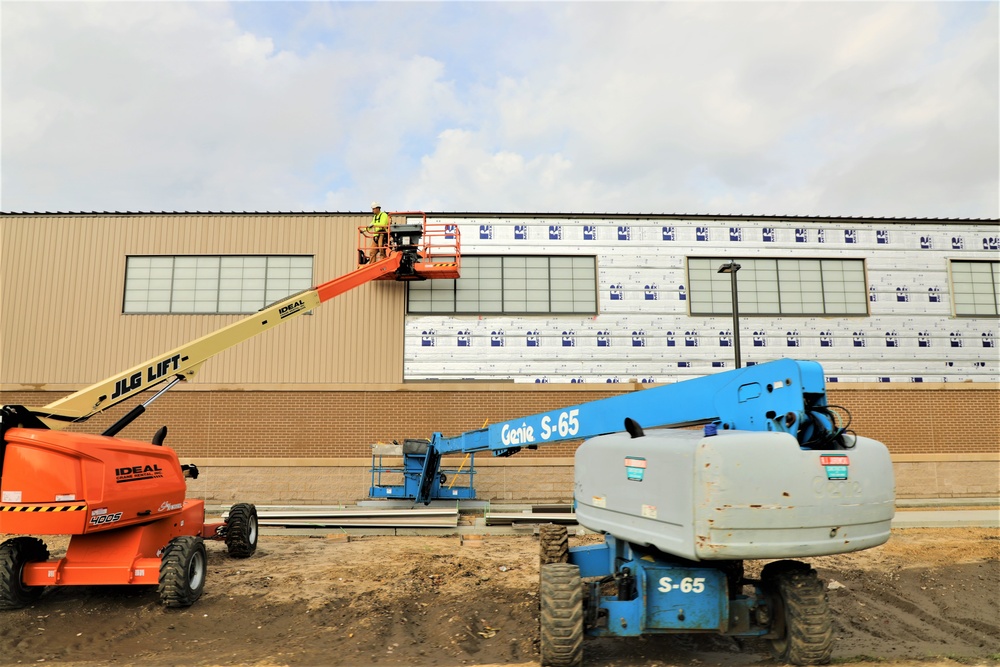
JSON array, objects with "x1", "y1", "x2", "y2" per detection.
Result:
[
  {"x1": 158, "y1": 536, "x2": 207, "y2": 608},
  {"x1": 539, "y1": 563, "x2": 584, "y2": 667},
  {"x1": 539, "y1": 523, "x2": 569, "y2": 566},
  {"x1": 225, "y1": 503, "x2": 258, "y2": 559},
  {"x1": 762, "y1": 560, "x2": 833, "y2": 665},
  {"x1": 0, "y1": 537, "x2": 49, "y2": 610}
]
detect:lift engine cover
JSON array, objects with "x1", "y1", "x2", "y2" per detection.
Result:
[
  {"x1": 574, "y1": 429, "x2": 894, "y2": 561},
  {"x1": 0, "y1": 428, "x2": 187, "y2": 535}
]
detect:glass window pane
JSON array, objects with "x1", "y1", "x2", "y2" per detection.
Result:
[
  {"x1": 574, "y1": 264, "x2": 595, "y2": 281},
  {"x1": 408, "y1": 255, "x2": 597, "y2": 315},
  {"x1": 478, "y1": 298, "x2": 502, "y2": 312},
  {"x1": 479, "y1": 266, "x2": 502, "y2": 280},
  {"x1": 149, "y1": 266, "x2": 173, "y2": 280},
  {"x1": 123, "y1": 255, "x2": 313, "y2": 314},
  {"x1": 688, "y1": 257, "x2": 867, "y2": 316},
  {"x1": 290, "y1": 267, "x2": 312, "y2": 282},
  {"x1": 953, "y1": 261, "x2": 999, "y2": 316},
  {"x1": 504, "y1": 277, "x2": 526, "y2": 290},
  {"x1": 551, "y1": 278, "x2": 573, "y2": 291}
]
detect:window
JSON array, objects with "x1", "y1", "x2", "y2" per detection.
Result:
[
  {"x1": 688, "y1": 258, "x2": 868, "y2": 316},
  {"x1": 408, "y1": 255, "x2": 597, "y2": 314},
  {"x1": 952, "y1": 260, "x2": 1000, "y2": 316},
  {"x1": 123, "y1": 255, "x2": 313, "y2": 314}
]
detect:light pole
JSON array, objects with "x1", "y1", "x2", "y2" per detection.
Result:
[{"x1": 717, "y1": 261, "x2": 742, "y2": 368}]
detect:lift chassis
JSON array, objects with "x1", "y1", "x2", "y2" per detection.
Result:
[{"x1": 539, "y1": 526, "x2": 836, "y2": 666}]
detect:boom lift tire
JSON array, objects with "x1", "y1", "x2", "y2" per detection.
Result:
[
  {"x1": 0, "y1": 537, "x2": 49, "y2": 610},
  {"x1": 158, "y1": 536, "x2": 207, "y2": 608},
  {"x1": 761, "y1": 560, "x2": 834, "y2": 665},
  {"x1": 539, "y1": 524, "x2": 569, "y2": 566},
  {"x1": 224, "y1": 503, "x2": 259, "y2": 559},
  {"x1": 539, "y1": 563, "x2": 584, "y2": 667}
]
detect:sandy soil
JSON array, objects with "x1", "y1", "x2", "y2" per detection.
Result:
[{"x1": 1, "y1": 526, "x2": 997, "y2": 667}]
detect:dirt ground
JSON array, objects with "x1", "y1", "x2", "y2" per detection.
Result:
[{"x1": 0, "y1": 526, "x2": 997, "y2": 667}]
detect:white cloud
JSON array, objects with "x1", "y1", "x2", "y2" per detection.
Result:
[
  {"x1": 1, "y1": 1, "x2": 996, "y2": 217},
  {"x1": 405, "y1": 2, "x2": 998, "y2": 217}
]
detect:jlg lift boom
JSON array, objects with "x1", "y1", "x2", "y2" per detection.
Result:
[
  {"x1": 381, "y1": 358, "x2": 895, "y2": 664},
  {"x1": 0, "y1": 214, "x2": 458, "y2": 609}
]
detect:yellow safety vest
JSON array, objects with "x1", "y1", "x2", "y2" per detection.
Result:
[{"x1": 370, "y1": 211, "x2": 390, "y2": 232}]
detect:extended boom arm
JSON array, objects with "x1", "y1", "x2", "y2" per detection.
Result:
[
  {"x1": 15, "y1": 254, "x2": 403, "y2": 430},
  {"x1": 409, "y1": 359, "x2": 851, "y2": 504},
  {"x1": 432, "y1": 359, "x2": 844, "y2": 456},
  {"x1": 1, "y1": 213, "x2": 461, "y2": 436}
]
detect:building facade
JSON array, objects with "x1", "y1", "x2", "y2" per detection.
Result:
[
  {"x1": 405, "y1": 214, "x2": 999, "y2": 384},
  {"x1": 1, "y1": 212, "x2": 998, "y2": 504}
]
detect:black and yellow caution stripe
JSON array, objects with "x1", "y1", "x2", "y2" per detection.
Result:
[{"x1": 0, "y1": 504, "x2": 87, "y2": 512}]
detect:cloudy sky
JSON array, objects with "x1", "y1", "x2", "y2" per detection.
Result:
[{"x1": 2, "y1": 1, "x2": 997, "y2": 218}]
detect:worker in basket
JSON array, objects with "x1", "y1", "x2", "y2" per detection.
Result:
[{"x1": 363, "y1": 201, "x2": 391, "y2": 263}]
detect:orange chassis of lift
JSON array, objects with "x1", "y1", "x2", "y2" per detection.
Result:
[{"x1": 2, "y1": 428, "x2": 218, "y2": 587}]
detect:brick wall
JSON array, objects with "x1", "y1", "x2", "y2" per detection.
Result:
[
  {"x1": 2, "y1": 384, "x2": 997, "y2": 502},
  {"x1": 3, "y1": 384, "x2": 996, "y2": 458},
  {"x1": 183, "y1": 462, "x2": 578, "y2": 505},
  {"x1": 180, "y1": 460, "x2": 996, "y2": 504},
  {"x1": 0, "y1": 388, "x2": 618, "y2": 458},
  {"x1": 826, "y1": 386, "x2": 999, "y2": 454}
]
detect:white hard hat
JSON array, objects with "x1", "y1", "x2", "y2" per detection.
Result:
[{"x1": 371, "y1": 201, "x2": 380, "y2": 209}]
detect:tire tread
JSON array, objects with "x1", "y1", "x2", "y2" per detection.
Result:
[
  {"x1": 539, "y1": 563, "x2": 583, "y2": 667},
  {"x1": 764, "y1": 561, "x2": 833, "y2": 665},
  {"x1": 539, "y1": 524, "x2": 569, "y2": 566},
  {"x1": 225, "y1": 503, "x2": 258, "y2": 559},
  {"x1": 0, "y1": 537, "x2": 49, "y2": 610},
  {"x1": 158, "y1": 536, "x2": 206, "y2": 608}
]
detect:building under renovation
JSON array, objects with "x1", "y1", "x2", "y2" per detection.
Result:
[{"x1": 1, "y1": 211, "x2": 997, "y2": 503}]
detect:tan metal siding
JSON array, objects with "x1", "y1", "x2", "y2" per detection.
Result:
[{"x1": 0, "y1": 214, "x2": 404, "y2": 386}]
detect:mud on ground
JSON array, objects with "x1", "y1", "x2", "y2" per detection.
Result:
[{"x1": 0, "y1": 527, "x2": 997, "y2": 667}]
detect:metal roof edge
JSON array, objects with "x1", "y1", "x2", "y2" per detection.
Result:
[{"x1": 1, "y1": 210, "x2": 998, "y2": 223}]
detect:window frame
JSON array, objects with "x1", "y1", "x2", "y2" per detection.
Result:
[
  {"x1": 122, "y1": 254, "x2": 314, "y2": 315},
  {"x1": 407, "y1": 254, "x2": 598, "y2": 315},
  {"x1": 950, "y1": 259, "x2": 1000, "y2": 317},
  {"x1": 687, "y1": 257, "x2": 869, "y2": 317}
]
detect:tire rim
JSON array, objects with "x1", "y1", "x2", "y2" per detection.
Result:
[
  {"x1": 188, "y1": 551, "x2": 205, "y2": 591},
  {"x1": 248, "y1": 517, "x2": 258, "y2": 544}
]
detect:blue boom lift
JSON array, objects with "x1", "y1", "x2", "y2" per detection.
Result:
[{"x1": 381, "y1": 359, "x2": 896, "y2": 665}]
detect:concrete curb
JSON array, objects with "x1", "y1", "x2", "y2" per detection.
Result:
[{"x1": 891, "y1": 508, "x2": 999, "y2": 528}]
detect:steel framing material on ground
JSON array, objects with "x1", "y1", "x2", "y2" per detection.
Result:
[
  {"x1": 484, "y1": 512, "x2": 578, "y2": 526},
  {"x1": 248, "y1": 507, "x2": 460, "y2": 529}
]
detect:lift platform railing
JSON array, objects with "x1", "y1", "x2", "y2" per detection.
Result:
[
  {"x1": 369, "y1": 440, "x2": 476, "y2": 500},
  {"x1": 357, "y1": 212, "x2": 461, "y2": 280}
]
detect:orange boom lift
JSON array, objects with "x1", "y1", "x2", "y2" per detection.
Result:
[{"x1": 0, "y1": 214, "x2": 459, "y2": 608}]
